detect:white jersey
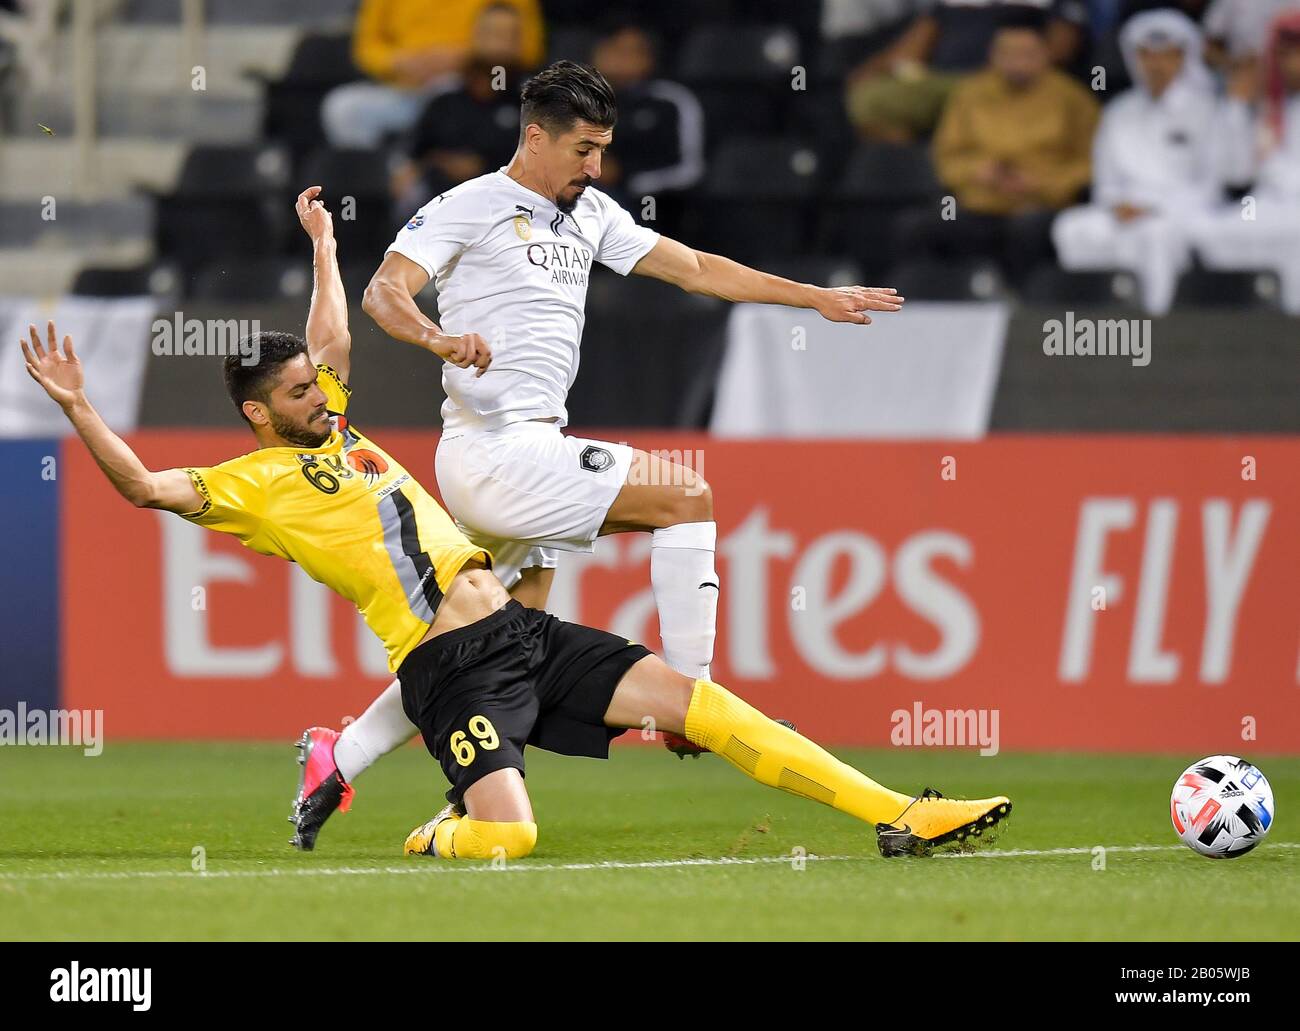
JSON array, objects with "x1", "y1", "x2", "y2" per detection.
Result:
[{"x1": 386, "y1": 168, "x2": 660, "y2": 434}]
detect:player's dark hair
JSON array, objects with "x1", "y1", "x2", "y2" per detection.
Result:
[
  {"x1": 519, "y1": 60, "x2": 618, "y2": 139},
  {"x1": 223, "y1": 331, "x2": 309, "y2": 424}
]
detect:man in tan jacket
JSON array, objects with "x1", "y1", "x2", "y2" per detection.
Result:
[{"x1": 899, "y1": 17, "x2": 1099, "y2": 284}]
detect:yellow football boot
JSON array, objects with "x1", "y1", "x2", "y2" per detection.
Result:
[
  {"x1": 403, "y1": 802, "x2": 464, "y2": 856},
  {"x1": 876, "y1": 787, "x2": 1012, "y2": 857}
]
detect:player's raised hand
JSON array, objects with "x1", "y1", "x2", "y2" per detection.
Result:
[
  {"x1": 21, "y1": 320, "x2": 85, "y2": 408},
  {"x1": 812, "y1": 286, "x2": 905, "y2": 325},
  {"x1": 296, "y1": 185, "x2": 334, "y2": 245},
  {"x1": 431, "y1": 331, "x2": 492, "y2": 377}
]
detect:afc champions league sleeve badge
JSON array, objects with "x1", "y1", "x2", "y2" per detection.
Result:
[{"x1": 579, "y1": 445, "x2": 615, "y2": 473}]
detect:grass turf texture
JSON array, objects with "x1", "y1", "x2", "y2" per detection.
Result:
[{"x1": 0, "y1": 744, "x2": 1295, "y2": 941}]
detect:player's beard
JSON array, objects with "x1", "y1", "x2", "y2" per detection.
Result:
[
  {"x1": 270, "y1": 407, "x2": 330, "y2": 449},
  {"x1": 557, "y1": 178, "x2": 591, "y2": 213}
]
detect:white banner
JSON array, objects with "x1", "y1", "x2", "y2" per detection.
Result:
[
  {"x1": 0, "y1": 297, "x2": 156, "y2": 437},
  {"x1": 711, "y1": 301, "x2": 1009, "y2": 438}
]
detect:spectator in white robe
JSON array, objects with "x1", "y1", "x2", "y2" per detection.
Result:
[
  {"x1": 1191, "y1": 12, "x2": 1300, "y2": 314},
  {"x1": 1052, "y1": 10, "x2": 1228, "y2": 314}
]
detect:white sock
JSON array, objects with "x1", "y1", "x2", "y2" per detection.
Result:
[
  {"x1": 650, "y1": 520, "x2": 718, "y2": 680},
  {"x1": 334, "y1": 680, "x2": 418, "y2": 783}
]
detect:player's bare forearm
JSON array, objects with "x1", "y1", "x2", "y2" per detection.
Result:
[
  {"x1": 362, "y1": 271, "x2": 443, "y2": 352},
  {"x1": 296, "y1": 186, "x2": 351, "y2": 381},
  {"x1": 633, "y1": 236, "x2": 904, "y2": 325},
  {"x1": 62, "y1": 398, "x2": 194, "y2": 510},
  {"x1": 306, "y1": 236, "x2": 351, "y2": 380},
  {"x1": 21, "y1": 321, "x2": 202, "y2": 513},
  {"x1": 364, "y1": 251, "x2": 492, "y2": 374}
]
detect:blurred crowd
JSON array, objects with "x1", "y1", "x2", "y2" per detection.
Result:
[
  {"x1": 2, "y1": 0, "x2": 1297, "y2": 314},
  {"x1": 316, "y1": 0, "x2": 1300, "y2": 314}
]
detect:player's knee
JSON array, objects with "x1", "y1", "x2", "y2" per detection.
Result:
[{"x1": 669, "y1": 470, "x2": 712, "y2": 523}]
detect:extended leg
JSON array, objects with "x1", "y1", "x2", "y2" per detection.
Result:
[{"x1": 604, "y1": 656, "x2": 1012, "y2": 856}]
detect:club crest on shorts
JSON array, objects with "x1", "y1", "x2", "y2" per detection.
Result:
[{"x1": 579, "y1": 445, "x2": 615, "y2": 473}]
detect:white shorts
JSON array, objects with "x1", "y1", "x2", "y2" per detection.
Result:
[{"x1": 436, "y1": 422, "x2": 634, "y2": 588}]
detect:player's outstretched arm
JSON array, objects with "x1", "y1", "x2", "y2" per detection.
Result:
[
  {"x1": 631, "y1": 235, "x2": 905, "y2": 326},
  {"x1": 363, "y1": 252, "x2": 492, "y2": 376},
  {"x1": 21, "y1": 321, "x2": 204, "y2": 514},
  {"x1": 296, "y1": 185, "x2": 352, "y2": 384}
]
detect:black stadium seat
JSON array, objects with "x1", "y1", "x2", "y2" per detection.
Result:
[
  {"x1": 676, "y1": 24, "x2": 803, "y2": 147},
  {"x1": 886, "y1": 258, "x2": 1005, "y2": 301},
  {"x1": 754, "y1": 255, "x2": 863, "y2": 287},
  {"x1": 704, "y1": 136, "x2": 823, "y2": 200},
  {"x1": 260, "y1": 34, "x2": 359, "y2": 159},
  {"x1": 816, "y1": 143, "x2": 942, "y2": 277},
  {"x1": 190, "y1": 257, "x2": 312, "y2": 301},
  {"x1": 71, "y1": 262, "x2": 180, "y2": 301},
  {"x1": 297, "y1": 147, "x2": 399, "y2": 264},
  {"x1": 676, "y1": 24, "x2": 802, "y2": 83},
  {"x1": 1020, "y1": 266, "x2": 1139, "y2": 305},
  {"x1": 836, "y1": 141, "x2": 940, "y2": 203},
  {"x1": 546, "y1": 26, "x2": 596, "y2": 64},
  {"x1": 1174, "y1": 269, "x2": 1280, "y2": 309},
  {"x1": 154, "y1": 144, "x2": 292, "y2": 275},
  {"x1": 684, "y1": 135, "x2": 823, "y2": 261}
]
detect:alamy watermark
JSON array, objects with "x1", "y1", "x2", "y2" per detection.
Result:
[
  {"x1": 890, "y1": 702, "x2": 1000, "y2": 756},
  {"x1": 152, "y1": 314, "x2": 262, "y2": 365},
  {"x1": 622, "y1": 446, "x2": 707, "y2": 496},
  {"x1": 1043, "y1": 312, "x2": 1151, "y2": 367},
  {"x1": 0, "y1": 704, "x2": 103, "y2": 755}
]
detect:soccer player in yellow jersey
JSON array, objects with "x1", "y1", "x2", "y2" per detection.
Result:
[{"x1": 21, "y1": 188, "x2": 1010, "y2": 861}]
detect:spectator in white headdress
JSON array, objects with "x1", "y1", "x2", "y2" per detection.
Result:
[
  {"x1": 1190, "y1": 11, "x2": 1300, "y2": 314},
  {"x1": 1052, "y1": 9, "x2": 1232, "y2": 314}
]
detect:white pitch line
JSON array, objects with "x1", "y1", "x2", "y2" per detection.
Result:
[
  {"x1": 0, "y1": 854, "x2": 854, "y2": 882},
  {"x1": 1, "y1": 843, "x2": 1295, "y2": 883},
  {"x1": 935, "y1": 842, "x2": 1300, "y2": 859}
]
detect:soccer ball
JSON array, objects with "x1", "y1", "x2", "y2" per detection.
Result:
[{"x1": 1170, "y1": 755, "x2": 1274, "y2": 858}]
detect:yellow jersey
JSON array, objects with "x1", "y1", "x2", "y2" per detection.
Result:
[{"x1": 181, "y1": 364, "x2": 488, "y2": 672}]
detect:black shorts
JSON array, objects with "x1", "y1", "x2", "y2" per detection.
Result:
[{"x1": 396, "y1": 600, "x2": 652, "y2": 807}]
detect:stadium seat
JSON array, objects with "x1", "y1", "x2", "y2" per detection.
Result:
[
  {"x1": 297, "y1": 147, "x2": 399, "y2": 264},
  {"x1": 684, "y1": 135, "x2": 822, "y2": 261},
  {"x1": 886, "y1": 258, "x2": 1005, "y2": 301},
  {"x1": 676, "y1": 23, "x2": 803, "y2": 148},
  {"x1": 260, "y1": 34, "x2": 359, "y2": 159},
  {"x1": 835, "y1": 141, "x2": 940, "y2": 204},
  {"x1": 169, "y1": 142, "x2": 292, "y2": 199},
  {"x1": 154, "y1": 144, "x2": 292, "y2": 274},
  {"x1": 1020, "y1": 266, "x2": 1140, "y2": 305},
  {"x1": 753, "y1": 255, "x2": 863, "y2": 287},
  {"x1": 676, "y1": 24, "x2": 802, "y2": 84},
  {"x1": 546, "y1": 27, "x2": 597, "y2": 64},
  {"x1": 1174, "y1": 269, "x2": 1281, "y2": 309},
  {"x1": 191, "y1": 258, "x2": 312, "y2": 301},
  {"x1": 704, "y1": 135, "x2": 823, "y2": 200},
  {"x1": 814, "y1": 144, "x2": 943, "y2": 277},
  {"x1": 71, "y1": 262, "x2": 181, "y2": 302}
]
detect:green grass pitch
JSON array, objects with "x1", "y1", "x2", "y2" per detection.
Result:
[{"x1": 1, "y1": 743, "x2": 1295, "y2": 941}]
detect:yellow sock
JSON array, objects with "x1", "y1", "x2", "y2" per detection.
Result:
[
  {"x1": 433, "y1": 817, "x2": 538, "y2": 860},
  {"x1": 685, "y1": 679, "x2": 912, "y2": 825}
]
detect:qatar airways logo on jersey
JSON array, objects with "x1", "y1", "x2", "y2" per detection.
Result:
[{"x1": 525, "y1": 241, "x2": 593, "y2": 286}]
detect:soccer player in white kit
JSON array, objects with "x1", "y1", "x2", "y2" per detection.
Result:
[{"x1": 315, "y1": 60, "x2": 902, "y2": 790}]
